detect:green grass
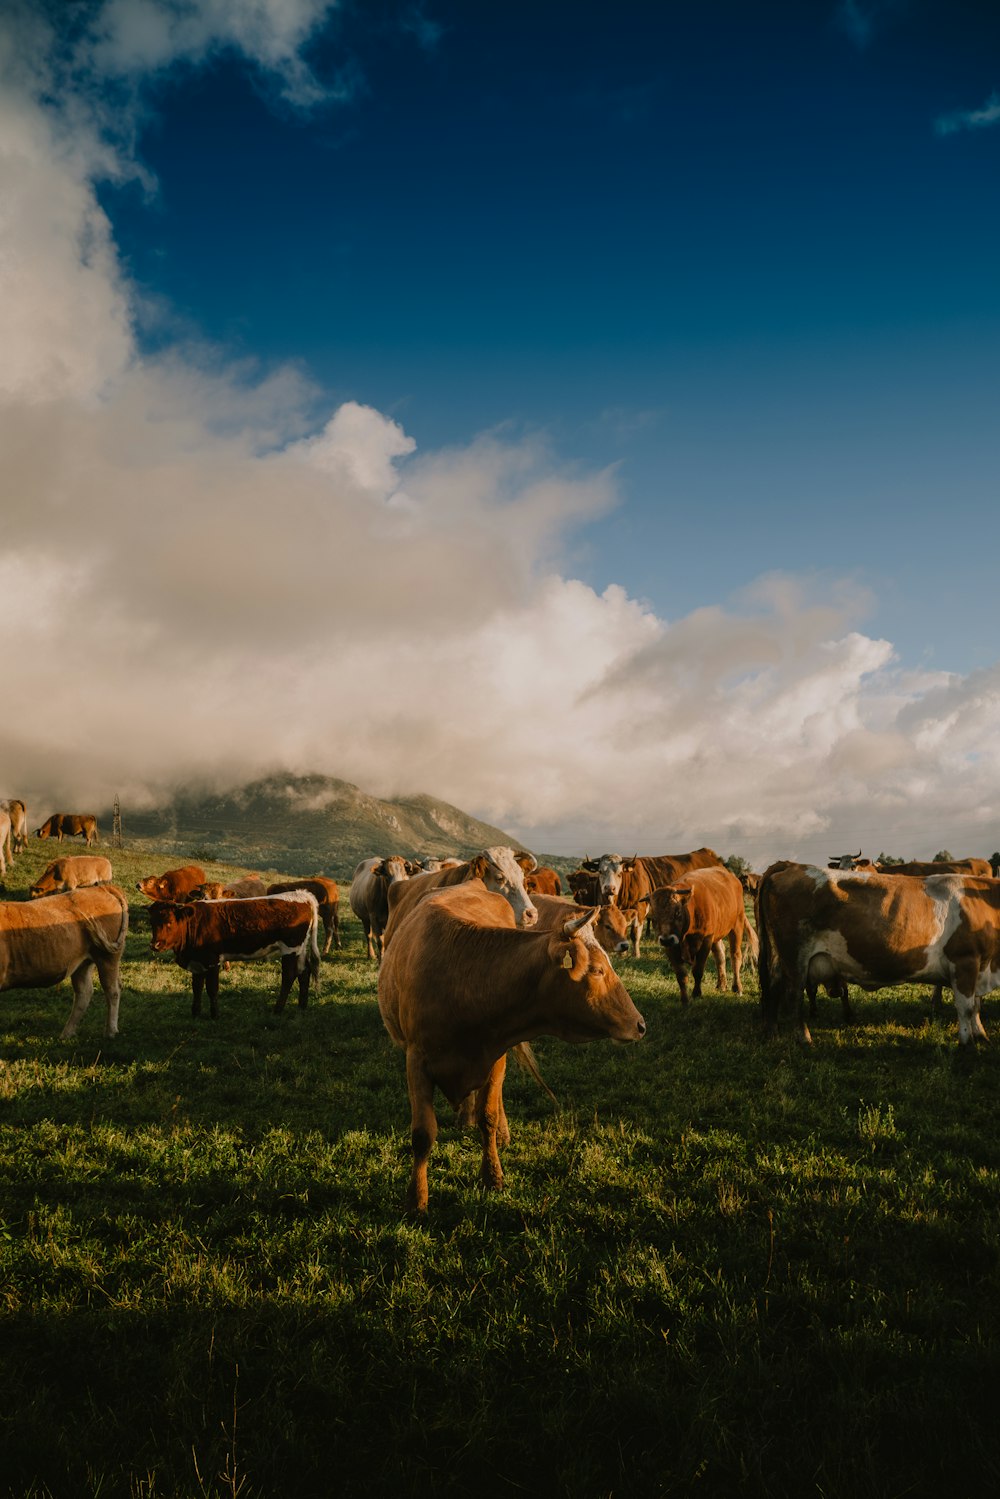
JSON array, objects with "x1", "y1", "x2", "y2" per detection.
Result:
[{"x1": 3, "y1": 842, "x2": 1000, "y2": 1495}]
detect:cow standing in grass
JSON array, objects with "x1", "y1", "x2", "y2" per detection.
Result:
[
  {"x1": 378, "y1": 883, "x2": 646, "y2": 1212},
  {"x1": 0, "y1": 885, "x2": 129, "y2": 1037},
  {"x1": 641, "y1": 865, "x2": 757, "y2": 1003}
]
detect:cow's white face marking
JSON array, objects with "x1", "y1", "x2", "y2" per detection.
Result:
[
  {"x1": 597, "y1": 854, "x2": 625, "y2": 901},
  {"x1": 481, "y1": 846, "x2": 538, "y2": 927}
]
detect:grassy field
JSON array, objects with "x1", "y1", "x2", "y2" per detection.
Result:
[{"x1": 2, "y1": 840, "x2": 1000, "y2": 1496}]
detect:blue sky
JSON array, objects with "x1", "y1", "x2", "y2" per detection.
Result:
[
  {"x1": 2, "y1": 0, "x2": 1000, "y2": 862},
  {"x1": 98, "y1": 0, "x2": 1000, "y2": 671}
]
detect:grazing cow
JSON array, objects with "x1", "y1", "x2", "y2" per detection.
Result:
[
  {"x1": 0, "y1": 884, "x2": 129, "y2": 1037},
  {"x1": 641, "y1": 866, "x2": 758, "y2": 1004},
  {"x1": 148, "y1": 893, "x2": 321, "y2": 1018},
  {"x1": 350, "y1": 856, "x2": 413, "y2": 962},
  {"x1": 30, "y1": 855, "x2": 113, "y2": 899},
  {"x1": 267, "y1": 877, "x2": 341, "y2": 955},
  {"x1": 525, "y1": 866, "x2": 563, "y2": 896},
  {"x1": 136, "y1": 865, "x2": 207, "y2": 902},
  {"x1": 383, "y1": 847, "x2": 538, "y2": 950},
  {"x1": 530, "y1": 894, "x2": 639, "y2": 958},
  {"x1": 1, "y1": 799, "x2": 26, "y2": 857},
  {"x1": 35, "y1": 813, "x2": 99, "y2": 847},
  {"x1": 757, "y1": 861, "x2": 1000, "y2": 1046},
  {"x1": 190, "y1": 877, "x2": 268, "y2": 902},
  {"x1": 378, "y1": 883, "x2": 646, "y2": 1212}
]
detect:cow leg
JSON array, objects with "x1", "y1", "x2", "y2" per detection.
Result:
[
  {"x1": 730, "y1": 929, "x2": 743, "y2": 995},
  {"x1": 331, "y1": 905, "x2": 341, "y2": 951},
  {"x1": 191, "y1": 971, "x2": 204, "y2": 1018},
  {"x1": 297, "y1": 955, "x2": 310, "y2": 1008},
  {"x1": 711, "y1": 939, "x2": 728, "y2": 992},
  {"x1": 320, "y1": 912, "x2": 333, "y2": 957},
  {"x1": 952, "y1": 979, "x2": 989, "y2": 1046},
  {"x1": 275, "y1": 954, "x2": 296, "y2": 1012},
  {"x1": 405, "y1": 1050, "x2": 438, "y2": 1214},
  {"x1": 93, "y1": 954, "x2": 122, "y2": 1038},
  {"x1": 930, "y1": 984, "x2": 945, "y2": 1016},
  {"x1": 60, "y1": 960, "x2": 96, "y2": 1039},
  {"x1": 205, "y1": 965, "x2": 221, "y2": 1019},
  {"x1": 455, "y1": 1092, "x2": 476, "y2": 1128},
  {"x1": 476, "y1": 1054, "x2": 508, "y2": 1193}
]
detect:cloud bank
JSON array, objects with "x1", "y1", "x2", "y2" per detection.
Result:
[{"x1": 2, "y1": 0, "x2": 1000, "y2": 868}]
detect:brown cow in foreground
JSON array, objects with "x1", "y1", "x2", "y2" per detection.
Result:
[
  {"x1": 0, "y1": 884, "x2": 129, "y2": 1037},
  {"x1": 641, "y1": 866, "x2": 757, "y2": 1003},
  {"x1": 148, "y1": 892, "x2": 321, "y2": 1018},
  {"x1": 267, "y1": 877, "x2": 341, "y2": 955},
  {"x1": 136, "y1": 865, "x2": 207, "y2": 902},
  {"x1": 378, "y1": 883, "x2": 646, "y2": 1212},
  {"x1": 30, "y1": 856, "x2": 113, "y2": 899},
  {"x1": 35, "y1": 814, "x2": 99, "y2": 846},
  {"x1": 757, "y1": 862, "x2": 1000, "y2": 1046},
  {"x1": 383, "y1": 847, "x2": 538, "y2": 951}
]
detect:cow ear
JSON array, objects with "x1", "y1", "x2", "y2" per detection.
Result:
[
  {"x1": 469, "y1": 855, "x2": 489, "y2": 880},
  {"x1": 554, "y1": 936, "x2": 588, "y2": 981},
  {"x1": 675, "y1": 885, "x2": 693, "y2": 897}
]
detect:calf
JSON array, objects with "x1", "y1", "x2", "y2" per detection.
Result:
[
  {"x1": 148, "y1": 893, "x2": 321, "y2": 1018},
  {"x1": 30, "y1": 855, "x2": 113, "y2": 899},
  {"x1": 378, "y1": 883, "x2": 646, "y2": 1212},
  {"x1": 190, "y1": 877, "x2": 268, "y2": 901},
  {"x1": 642, "y1": 866, "x2": 755, "y2": 1003},
  {"x1": 0, "y1": 885, "x2": 129, "y2": 1037}
]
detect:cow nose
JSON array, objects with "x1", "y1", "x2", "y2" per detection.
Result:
[
  {"x1": 636, "y1": 1018, "x2": 646, "y2": 1036},
  {"x1": 521, "y1": 906, "x2": 538, "y2": 927}
]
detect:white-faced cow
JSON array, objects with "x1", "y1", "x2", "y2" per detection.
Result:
[
  {"x1": 30, "y1": 855, "x2": 113, "y2": 899},
  {"x1": 350, "y1": 856, "x2": 415, "y2": 962},
  {"x1": 640, "y1": 866, "x2": 758, "y2": 1004},
  {"x1": 0, "y1": 884, "x2": 129, "y2": 1037},
  {"x1": 383, "y1": 847, "x2": 538, "y2": 951},
  {"x1": 757, "y1": 861, "x2": 1000, "y2": 1046},
  {"x1": 378, "y1": 883, "x2": 646, "y2": 1212},
  {"x1": 35, "y1": 813, "x2": 99, "y2": 847},
  {"x1": 148, "y1": 892, "x2": 321, "y2": 1018}
]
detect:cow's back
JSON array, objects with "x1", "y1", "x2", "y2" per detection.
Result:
[{"x1": 0, "y1": 885, "x2": 128, "y2": 989}]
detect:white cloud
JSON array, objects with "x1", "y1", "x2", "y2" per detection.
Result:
[
  {"x1": 2, "y1": 1, "x2": 1000, "y2": 870},
  {"x1": 935, "y1": 92, "x2": 1000, "y2": 138}
]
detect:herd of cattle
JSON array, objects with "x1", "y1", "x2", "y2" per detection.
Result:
[{"x1": 4, "y1": 794, "x2": 1000, "y2": 1208}]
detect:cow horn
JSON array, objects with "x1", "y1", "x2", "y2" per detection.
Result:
[{"x1": 563, "y1": 907, "x2": 598, "y2": 937}]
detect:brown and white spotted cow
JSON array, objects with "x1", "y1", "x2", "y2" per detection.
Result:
[
  {"x1": 641, "y1": 865, "x2": 758, "y2": 1004},
  {"x1": 757, "y1": 861, "x2": 1000, "y2": 1046}
]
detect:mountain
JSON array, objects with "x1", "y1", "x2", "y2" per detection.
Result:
[{"x1": 107, "y1": 772, "x2": 531, "y2": 881}]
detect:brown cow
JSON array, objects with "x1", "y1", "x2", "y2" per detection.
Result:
[
  {"x1": 35, "y1": 813, "x2": 99, "y2": 847},
  {"x1": 757, "y1": 861, "x2": 1000, "y2": 1045},
  {"x1": 641, "y1": 866, "x2": 757, "y2": 1004},
  {"x1": 136, "y1": 865, "x2": 207, "y2": 902},
  {"x1": 1, "y1": 799, "x2": 26, "y2": 858},
  {"x1": 148, "y1": 892, "x2": 321, "y2": 1019},
  {"x1": 584, "y1": 848, "x2": 723, "y2": 910},
  {"x1": 267, "y1": 877, "x2": 341, "y2": 955},
  {"x1": 525, "y1": 866, "x2": 563, "y2": 896},
  {"x1": 0, "y1": 884, "x2": 129, "y2": 1037},
  {"x1": 378, "y1": 882, "x2": 646, "y2": 1212},
  {"x1": 530, "y1": 894, "x2": 639, "y2": 958},
  {"x1": 876, "y1": 857, "x2": 992, "y2": 879},
  {"x1": 350, "y1": 856, "x2": 414, "y2": 962},
  {"x1": 567, "y1": 867, "x2": 601, "y2": 905},
  {"x1": 383, "y1": 847, "x2": 538, "y2": 950},
  {"x1": 30, "y1": 855, "x2": 113, "y2": 899},
  {"x1": 190, "y1": 877, "x2": 268, "y2": 901}
]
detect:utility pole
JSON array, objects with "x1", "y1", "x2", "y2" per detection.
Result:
[{"x1": 112, "y1": 794, "x2": 123, "y2": 849}]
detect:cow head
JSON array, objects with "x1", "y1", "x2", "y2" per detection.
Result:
[
  {"x1": 596, "y1": 853, "x2": 637, "y2": 905},
  {"x1": 593, "y1": 903, "x2": 636, "y2": 956},
  {"x1": 29, "y1": 873, "x2": 58, "y2": 899},
  {"x1": 148, "y1": 901, "x2": 191, "y2": 951},
  {"x1": 644, "y1": 885, "x2": 692, "y2": 948},
  {"x1": 828, "y1": 850, "x2": 863, "y2": 870},
  {"x1": 470, "y1": 846, "x2": 538, "y2": 928},
  {"x1": 545, "y1": 909, "x2": 646, "y2": 1042},
  {"x1": 375, "y1": 856, "x2": 410, "y2": 884}
]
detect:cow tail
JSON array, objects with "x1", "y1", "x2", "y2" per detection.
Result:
[
  {"x1": 308, "y1": 900, "x2": 321, "y2": 998},
  {"x1": 511, "y1": 1042, "x2": 559, "y2": 1107},
  {"x1": 743, "y1": 917, "x2": 760, "y2": 966},
  {"x1": 81, "y1": 887, "x2": 129, "y2": 957}
]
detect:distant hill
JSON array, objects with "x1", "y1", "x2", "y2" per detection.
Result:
[{"x1": 106, "y1": 772, "x2": 533, "y2": 881}]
